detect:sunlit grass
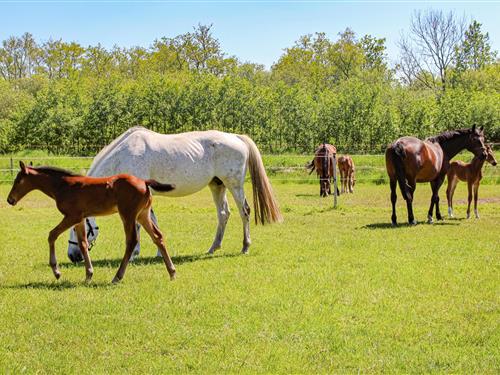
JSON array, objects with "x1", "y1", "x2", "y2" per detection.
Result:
[{"x1": 0, "y1": 181, "x2": 498, "y2": 373}]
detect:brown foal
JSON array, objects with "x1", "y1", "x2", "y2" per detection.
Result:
[
  {"x1": 337, "y1": 155, "x2": 355, "y2": 194},
  {"x1": 7, "y1": 161, "x2": 176, "y2": 283},
  {"x1": 446, "y1": 144, "x2": 497, "y2": 219}
]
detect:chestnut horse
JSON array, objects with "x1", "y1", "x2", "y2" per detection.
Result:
[
  {"x1": 385, "y1": 126, "x2": 486, "y2": 225},
  {"x1": 307, "y1": 143, "x2": 337, "y2": 197},
  {"x1": 7, "y1": 161, "x2": 176, "y2": 283},
  {"x1": 337, "y1": 155, "x2": 355, "y2": 194},
  {"x1": 446, "y1": 144, "x2": 497, "y2": 219}
]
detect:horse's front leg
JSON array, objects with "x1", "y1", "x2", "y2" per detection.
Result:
[
  {"x1": 48, "y1": 216, "x2": 80, "y2": 279},
  {"x1": 428, "y1": 176, "x2": 445, "y2": 222},
  {"x1": 74, "y1": 220, "x2": 93, "y2": 282}
]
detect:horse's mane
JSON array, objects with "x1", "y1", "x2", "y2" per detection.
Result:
[
  {"x1": 426, "y1": 128, "x2": 471, "y2": 144},
  {"x1": 32, "y1": 166, "x2": 81, "y2": 177}
]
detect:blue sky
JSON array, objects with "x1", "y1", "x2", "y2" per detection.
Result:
[{"x1": 0, "y1": 1, "x2": 499, "y2": 69}]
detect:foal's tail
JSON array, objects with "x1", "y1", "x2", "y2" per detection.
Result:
[
  {"x1": 237, "y1": 135, "x2": 283, "y2": 225},
  {"x1": 145, "y1": 180, "x2": 176, "y2": 193},
  {"x1": 388, "y1": 143, "x2": 412, "y2": 201}
]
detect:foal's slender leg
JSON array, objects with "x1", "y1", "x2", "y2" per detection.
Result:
[
  {"x1": 473, "y1": 181, "x2": 480, "y2": 218},
  {"x1": 466, "y1": 181, "x2": 473, "y2": 219},
  {"x1": 112, "y1": 217, "x2": 138, "y2": 283},
  {"x1": 447, "y1": 177, "x2": 458, "y2": 218},
  {"x1": 208, "y1": 180, "x2": 230, "y2": 254},
  {"x1": 74, "y1": 221, "x2": 93, "y2": 282},
  {"x1": 390, "y1": 178, "x2": 398, "y2": 226},
  {"x1": 137, "y1": 209, "x2": 176, "y2": 280},
  {"x1": 48, "y1": 216, "x2": 80, "y2": 279},
  {"x1": 228, "y1": 185, "x2": 251, "y2": 254}
]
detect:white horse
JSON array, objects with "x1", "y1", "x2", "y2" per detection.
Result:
[{"x1": 68, "y1": 126, "x2": 282, "y2": 262}]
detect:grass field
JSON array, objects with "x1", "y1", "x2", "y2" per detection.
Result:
[{"x1": 0, "y1": 164, "x2": 499, "y2": 373}]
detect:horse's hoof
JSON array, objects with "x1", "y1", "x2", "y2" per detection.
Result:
[
  {"x1": 410, "y1": 220, "x2": 417, "y2": 226},
  {"x1": 111, "y1": 277, "x2": 121, "y2": 284},
  {"x1": 427, "y1": 217, "x2": 434, "y2": 224},
  {"x1": 169, "y1": 272, "x2": 176, "y2": 281},
  {"x1": 54, "y1": 271, "x2": 61, "y2": 280}
]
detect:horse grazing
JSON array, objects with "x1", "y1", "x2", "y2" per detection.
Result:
[
  {"x1": 385, "y1": 125, "x2": 486, "y2": 225},
  {"x1": 67, "y1": 127, "x2": 283, "y2": 262},
  {"x1": 337, "y1": 155, "x2": 355, "y2": 194},
  {"x1": 7, "y1": 161, "x2": 176, "y2": 283},
  {"x1": 446, "y1": 144, "x2": 497, "y2": 219},
  {"x1": 307, "y1": 143, "x2": 337, "y2": 197}
]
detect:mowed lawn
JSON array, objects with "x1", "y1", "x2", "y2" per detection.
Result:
[{"x1": 0, "y1": 180, "x2": 498, "y2": 373}]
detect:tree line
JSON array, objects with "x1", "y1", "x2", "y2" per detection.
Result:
[{"x1": 0, "y1": 10, "x2": 498, "y2": 155}]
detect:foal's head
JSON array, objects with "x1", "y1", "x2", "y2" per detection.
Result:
[
  {"x1": 486, "y1": 144, "x2": 497, "y2": 166},
  {"x1": 7, "y1": 161, "x2": 33, "y2": 206}
]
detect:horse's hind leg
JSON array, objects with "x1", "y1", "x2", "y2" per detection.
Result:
[
  {"x1": 228, "y1": 185, "x2": 251, "y2": 254},
  {"x1": 48, "y1": 216, "x2": 80, "y2": 279},
  {"x1": 137, "y1": 209, "x2": 176, "y2": 280},
  {"x1": 74, "y1": 220, "x2": 93, "y2": 282},
  {"x1": 112, "y1": 216, "x2": 138, "y2": 283},
  {"x1": 406, "y1": 181, "x2": 416, "y2": 225},
  {"x1": 390, "y1": 178, "x2": 398, "y2": 226},
  {"x1": 207, "y1": 180, "x2": 230, "y2": 254}
]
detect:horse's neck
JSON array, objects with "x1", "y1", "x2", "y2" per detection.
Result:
[
  {"x1": 439, "y1": 135, "x2": 469, "y2": 160},
  {"x1": 30, "y1": 174, "x2": 60, "y2": 200}
]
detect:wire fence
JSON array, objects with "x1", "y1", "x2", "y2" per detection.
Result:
[{"x1": 1, "y1": 154, "x2": 499, "y2": 185}]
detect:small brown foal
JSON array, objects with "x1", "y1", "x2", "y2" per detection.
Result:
[
  {"x1": 337, "y1": 155, "x2": 355, "y2": 194},
  {"x1": 446, "y1": 145, "x2": 497, "y2": 219},
  {"x1": 7, "y1": 161, "x2": 176, "y2": 283}
]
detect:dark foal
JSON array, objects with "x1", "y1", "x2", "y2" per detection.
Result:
[
  {"x1": 7, "y1": 161, "x2": 176, "y2": 283},
  {"x1": 385, "y1": 125, "x2": 486, "y2": 225},
  {"x1": 446, "y1": 144, "x2": 497, "y2": 219}
]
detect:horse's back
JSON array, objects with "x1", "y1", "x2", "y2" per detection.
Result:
[{"x1": 88, "y1": 128, "x2": 249, "y2": 196}]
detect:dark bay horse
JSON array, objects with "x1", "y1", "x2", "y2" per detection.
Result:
[
  {"x1": 307, "y1": 143, "x2": 337, "y2": 197},
  {"x1": 385, "y1": 126, "x2": 486, "y2": 225},
  {"x1": 446, "y1": 144, "x2": 497, "y2": 219},
  {"x1": 7, "y1": 161, "x2": 176, "y2": 283}
]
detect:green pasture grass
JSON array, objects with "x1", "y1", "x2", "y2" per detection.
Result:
[
  {"x1": 0, "y1": 181, "x2": 499, "y2": 373},
  {"x1": 2, "y1": 151, "x2": 498, "y2": 185}
]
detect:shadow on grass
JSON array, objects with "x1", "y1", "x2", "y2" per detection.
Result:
[
  {"x1": 4, "y1": 253, "x2": 243, "y2": 290},
  {"x1": 362, "y1": 220, "x2": 460, "y2": 229},
  {"x1": 3, "y1": 280, "x2": 113, "y2": 290},
  {"x1": 59, "y1": 252, "x2": 242, "y2": 269}
]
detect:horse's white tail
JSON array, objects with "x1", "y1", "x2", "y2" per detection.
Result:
[{"x1": 237, "y1": 135, "x2": 283, "y2": 225}]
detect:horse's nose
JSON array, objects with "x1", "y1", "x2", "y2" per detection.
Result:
[
  {"x1": 493, "y1": 161, "x2": 498, "y2": 166},
  {"x1": 7, "y1": 197, "x2": 15, "y2": 206}
]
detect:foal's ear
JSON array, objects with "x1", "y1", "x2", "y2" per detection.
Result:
[
  {"x1": 471, "y1": 124, "x2": 476, "y2": 132},
  {"x1": 19, "y1": 161, "x2": 27, "y2": 173},
  {"x1": 479, "y1": 125, "x2": 484, "y2": 132}
]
